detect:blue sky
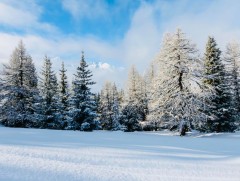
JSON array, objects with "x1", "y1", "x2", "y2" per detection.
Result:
[
  {"x1": 38, "y1": 0, "x2": 140, "y2": 41},
  {"x1": 0, "y1": 0, "x2": 240, "y2": 91}
]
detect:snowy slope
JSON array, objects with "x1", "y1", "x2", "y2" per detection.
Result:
[{"x1": 0, "y1": 127, "x2": 239, "y2": 181}]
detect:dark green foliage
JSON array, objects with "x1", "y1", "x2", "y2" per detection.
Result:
[
  {"x1": 224, "y1": 43, "x2": 240, "y2": 129},
  {"x1": 39, "y1": 56, "x2": 63, "y2": 129},
  {"x1": 59, "y1": 62, "x2": 69, "y2": 111},
  {"x1": 58, "y1": 62, "x2": 70, "y2": 128},
  {"x1": 70, "y1": 52, "x2": 97, "y2": 131},
  {"x1": 120, "y1": 102, "x2": 142, "y2": 132},
  {"x1": 203, "y1": 37, "x2": 236, "y2": 132}
]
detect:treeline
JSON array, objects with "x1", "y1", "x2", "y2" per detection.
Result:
[
  {"x1": 0, "y1": 29, "x2": 240, "y2": 135},
  {"x1": 0, "y1": 42, "x2": 97, "y2": 131}
]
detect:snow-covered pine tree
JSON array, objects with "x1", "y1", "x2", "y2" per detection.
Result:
[
  {"x1": 99, "y1": 82, "x2": 121, "y2": 130},
  {"x1": 70, "y1": 51, "x2": 97, "y2": 131},
  {"x1": 224, "y1": 42, "x2": 240, "y2": 114},
  {"x1": 203, "y1": 37, "x2": 236, "y2": 132},
  {"x1": 127, "y1": 66, "x2": 141, "y2": 102},
  {"x1": 99, "y1": 82, "x2": 112, "y2": 130},
  {"x1": 139, "y1": 73, "x2": 149, "y2": 122},
  {"x1": 118, "y1": 89, "x2": 125, "y2": 108},
  {"x1": 145, "y1": 62, "x2": 155, "y2": 94},
  {"x1": 39, "y1": 56, "x2": 61, "y2": 129},
  {"x1": 94, "y1": 92, "x2": 101, "y2": 114},
  {"x1": 147, "y1": 29, "x2": 204, "y2": 135},
  {"x1": 224, "y1": 42, "x2": 240, "y2": 130},
  {"x1": 58, "y1": 62, "x2": 70, "y2": 128},
  {"x1": 94, "y1": 92, "x2": 101, "y2": 128},
  {"x1": 22, "y1": 53, "x2": 43, "y2": 128},
  {"x1": 147, "y1": 33, "x2": 172, "y2": 131},
  {"x1": 120, "y1": 66, "x2": 146, "y2": 131},
  {"x1": 0, "y1": 41, "x2": 40, "y2": 127},
  {"x1": 111, "y1": 83, "x2": 121, "y2": 130},
  {"x1": 142, "y1": 62, "x2": 157, "y2": 131}
]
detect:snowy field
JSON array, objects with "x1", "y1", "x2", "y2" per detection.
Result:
[{"x1": 0, "y1": 127, "x2": 240, "y2": 181}]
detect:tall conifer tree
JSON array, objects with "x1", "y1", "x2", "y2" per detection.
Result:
[
  {"x1": 147, "y1": 29, "x2": 204, "y2": 135},
  {"x1": 70, "y1": 51, "x2": 97, "y2": 131},
  {"x1": 99, "y1": 82, "x2": 121, "y2": 130},
  {"x1": 0, "y1": 41, "x2": 39, "y2": 127},
  {"x1": 39, "y1": 56, "x2": 60, "y2": 128},
  {"x1": 58, "y1": 62, "x2": 70, "y2": 128},
  {"x1": 59, "y1": 62, "x2": 69, "y2": 113},
  {"x1": 120, "y1": 66, "x2": 146, "y2": 131},
  {"x1": 224, "y1": 42, "x2": 240, "y2": 113},
  {"x1": 203, "y1": 37, "x2": 236, "y2": 132}
]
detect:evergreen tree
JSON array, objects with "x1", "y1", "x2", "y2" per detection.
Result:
[
  {"x1": 58, "y1": 62, "x2": 70, "y2": 128},
  {"x1": 120, "y1": 66, "x2": 146, "y2": 131},
  {"x1": 145, "y1": 62, "x2": 155, "y2": 100},
  {"x1": 94, "y1": 92, "x2": 101, "y2": 114},
  {"x1": 203, "y1": 37, "x2": 236, "y2": 132},
  {"x1": 99, "y1": 82, "x2": 121, "y2": 130},
  {"x1": 147, "y1": 29, "x2": 204, "y2": 135},
  {"x1": 39, "y1": 56, "x2": 61, "y2": 129},
  {"x1": 59, "y1": 62, "x2": 69, "y2": 109},
  {"x1": 144, "y1": 62, "x2": 160, "y2": 131},
  {"x1": 120, "y1": 103, "x2": 142, "y2": 132},
  {"x1": 70, "y1": 51, "x2": 97, "y2": 131},
  {"x1": 111, "y1": 83, "x2": 121, "y2": 129},
  {"x1": 118, "y1": 89, "x2": 125, "y2": 109},
  {"x1": 0, "y1": 41, "x2": 39, "y2": 127},
  {"x1": 224, "y1": 42, "x2": 240, "y2": 129},
  {"x1": 147, "y1": 33, "x2": 173, "y2": 131},
  {"x1": 224, "y1": 42, "x2": 240, "y2": 113},
  {"x1": 99, "y1": 82, "x2": 112, "y2": 130}
]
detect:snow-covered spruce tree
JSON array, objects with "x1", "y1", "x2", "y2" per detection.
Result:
[
  {"x1": 118, "y1": 88, "x2": 125, "y2": 109},
  {"x1": 0, "y1": 41, "x2": 40, "y2": 127},
  {"x1": 99, "y1": 82, "x2": 121, "y2": 130},
  {"x1": 202, "y1": 37, "x2": 236, "y2": 132},
  {"x1": 147, "y1": 29, "x2": 205, "y2": 135},
  {"x1": 224, "y1": 42, "x2": 240, "y2": 115},
  {"x1": 142, "y1": 62, "x2": 158, "y2": 131},
  {"x1": 39, "y1": 56, "x2": 62, "y2": 129},
  {"x1": 145, "y1": 63, "x2": 155, "y2": 92},
  {"x1": 120, "y1": 66, "x2": 147, "y2": 132},
  {"x1": 94, "y1": 92, "x2": 101, "y2": 114},
  {"x1": 58, "y1": 62, "x2": 70, "y2": 128},
  {"x1": 147, "y1": 33, "x2": 172, "y2": 131},
  {"x1": 111, "y1": 83, "x2": 121, "y2": 129},
  {"x1": 70, "y1": 52, "x2": 97, "y2": 131},
  {"x1": 94, "y1": 92, "x2": 101, "y2": 127},
  {"x1": 99, "y1": 82, "x2": 111, "y2": 130}
]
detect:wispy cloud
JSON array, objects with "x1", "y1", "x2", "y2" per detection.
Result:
[
  {"x1": 61, "y1": 0, "x2": 139, "y2": 21},
  {"x1": 62, "y1": 0, "x2": 108, "y2": 20},
  {"x1": 154, "y1": 0, "x2": 240, "y2": 50},
  {"x1": 0, "y1": 1, "x2": 58, "y2": 34}
]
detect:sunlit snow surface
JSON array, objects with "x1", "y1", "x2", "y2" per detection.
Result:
[{"x1": 0, "y1": 127, "x2": 239, "y2": 181}]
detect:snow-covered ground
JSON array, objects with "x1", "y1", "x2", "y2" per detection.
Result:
[{"x1": 0, "y1": 127, "x2": 239, "y2": 181}]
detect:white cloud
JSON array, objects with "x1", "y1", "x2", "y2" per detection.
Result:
[
  {"x1": 0, "y1": 3, "x2": 37, "y2": 27},
  {"x1": 0, "y1": 1, "x2": 58, "y2": 34},
  {"x1": 154, "y1": 0, "x2": 240, "y2": 51},
  {"x1": 120, "y1": 2, "x2": 161, "y2": 72},
  {"x1": 61, "y1": 0, "x2": 137, "y2": 21},
  {"x1": 62, "y1": 0, "x2": 108, "y2": 20},
  {"x1": 90, "y1": 63, "x2": 126, "y2": 92},
  {"x1": 98, "y1": 62, "x2": 111, "y2": 70}
]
